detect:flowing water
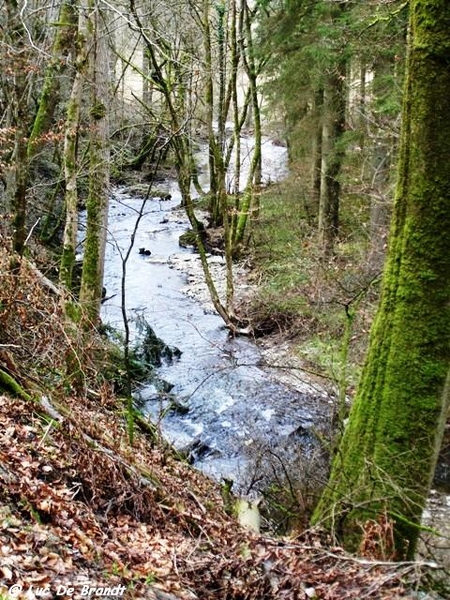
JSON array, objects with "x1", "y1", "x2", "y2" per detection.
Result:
[{"x1": 100, "y1": 137, "x2": 330, "y2": 493}]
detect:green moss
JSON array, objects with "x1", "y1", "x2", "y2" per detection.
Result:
[
  {"x1": 90, "y1": 102, "x2": 106, "y2": 120},
  {"x1": 60, "y1": 245, "x2": 76, "y2": 290},
  {"x1": 0, "y1": 369, "x2": 32, "y2": 401},
  {"x1": 313, "y1": 0, "x2": 450, "y2": 559},
  {"x1": 65, "y1": 301, "x2": 81, "y2": 323}
]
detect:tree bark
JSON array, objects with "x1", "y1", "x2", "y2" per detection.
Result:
[
  {"x1": 312, "y1": 1, "x2": 450, "y2": 559},
  {"x1": 79, "y1": 1, "x2": 110, "y2": 324},
  {"x1": 310, "y1": 88, "x2": 323, "y2": 220},
  {"x1": 317, "y1": 62, "x2": 346, "y2": 257},
  {"x1": 27, "y1": 0, "x2": 77, "y2": 159},
  {"x1": 232, "y1": 0, "x2": 263, "y2": 250},
  {"x1": 60, "y1": 0, "x2": 89, "y2": 292},
  {"x1": 241, "y1": 0, "x2": 262, "y2": 188},
  {"x1": 4, "y1": 0, "x2": 31, "y2": 257}
]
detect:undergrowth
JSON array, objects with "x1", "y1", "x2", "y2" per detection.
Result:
[
  {"x1": 0, "y1": 241, "x2": 161, "y2": 403},
  {"x1": 248, "y1": 174, "x2": 384, "y2": 390},
  {"x1": 0, "y1": 235, "x2": 429, "y2": 599}
]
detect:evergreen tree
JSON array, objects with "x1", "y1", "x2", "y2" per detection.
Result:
[{"x1": 257, "y1": 0, "x2": 407, "y2": 255}]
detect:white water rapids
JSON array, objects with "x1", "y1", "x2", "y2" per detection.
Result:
[{"x1": 99, "y1": 135, "x2": 329, "y2": 493}]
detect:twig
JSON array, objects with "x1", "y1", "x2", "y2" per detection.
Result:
[
  {"x1": 24, "y1": 217, "x2": 41, "y2": 247},
  {"x1": 37, "y1": 420, "x2": 55, "y2": 449},
  {"x1": 272, "y1": 541, "x2": 439, "y2": 569}
]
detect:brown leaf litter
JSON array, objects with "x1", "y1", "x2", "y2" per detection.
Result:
[{"x1": 0, "y1": 245, "x2": 441, "y2": 599}]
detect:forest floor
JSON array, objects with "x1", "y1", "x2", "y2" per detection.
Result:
[
  {"x1": 0, "y1": 232, "x2": 446, "y2": 599},
  {"x1": 165, "y1": 184, "x2": 450, "y2": 594},
  {"x1": 0, "y1": 388, "x2": 438, "y2": 600}
]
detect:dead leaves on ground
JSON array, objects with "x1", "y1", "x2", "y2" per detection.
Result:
[
  {"x1": 0, "y1": 247, "x2": 437, "y2": 598},
  {"x1": 0, "y1": 394, "x2": 428, "y2": 600}
]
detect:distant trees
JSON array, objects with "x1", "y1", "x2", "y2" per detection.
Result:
[
  {"x1": 313, "y1": 0, "x2": 450, "y2": 559},
  {"x1": 257, "y1": 0, "x2": 407, "y2": 257},
  {"x1": 124, "y1": 0, "x2": 266, "y2": 330},
  {"x1": 0, "y1": 0, "x2": 410, "y2": 331},
  {"x1": 1, "y1": 0, "x2": 265, "y2": 329},
  {"x1": 0, "y1": 0, "x2": 411, "y2": 344}
]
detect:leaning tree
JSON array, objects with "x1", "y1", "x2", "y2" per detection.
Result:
[{"x1": 313, "y1": 0, "x2": 450, "y2": 560}]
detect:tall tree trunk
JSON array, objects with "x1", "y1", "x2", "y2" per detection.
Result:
[
  {"x1": 142, "y1": 47, "x2": 153, "y2": 107},
  {"x1": 310, "y1": 88, "x2": 323, "y2": 219},
  {"x1": 317, "y1": 62, "x2": 346, "y2": 257},
  {"x1": 241, "y1": 0, "x2": 262, "y2": 188},
  {"x1": 232, "y1": 0, "x2": 263, "y2": 250},
  {"x1": 312, "y1": 1, "x2": 450, "y2": 559},
  {"x1": 11, "y1": 135, "x2": 28, "y2": 257},
  {"x1": 79, "y1": 2, "x2": 110, "y2": 324},
  {"x1": 27, "y1": 0, "x2": 77, "y2": 159},
  {"x1": 216, "y1": 0, "x2": 227, "y2": 154},
  {"x1": 4, "y1": 0, "x2": 31, "y2": 257},
  {"x1": 203, "y1": 0, "x2": 220, "y2": 224},
  {"x1": 60, "y1": 0, "x2": 89, "y2": 292}
]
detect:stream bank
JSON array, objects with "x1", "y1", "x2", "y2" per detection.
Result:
[
  {"x1": 101, "y1": 186, "x2": 331, "y2": 499},
  {"x1": 100, "y1": 187, "x2": 450, "y2": 561},
  {"x1": 99, "y1": 135, "x2": 334, "y2": 499}
]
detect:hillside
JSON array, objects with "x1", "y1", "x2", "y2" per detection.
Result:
[{"x1": 0, "y1": 244, "x2": 440, "y2": 600}]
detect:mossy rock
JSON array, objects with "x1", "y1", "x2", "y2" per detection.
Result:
[
  {"x1": 126, "y1": 185, "x2": 169, "y2": 199},
  {"x1": 134, "y1": 316, "x2": 182, "y2": 368}
]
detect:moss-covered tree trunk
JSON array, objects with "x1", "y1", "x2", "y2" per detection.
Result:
[
  {"x1": 241, "y1": 0, "x2": 262, "y2": 189},
  {"x1": 232, "y1": 0, "x2": 263, "y2": 250},
  {"x1": 203, "y1": 0, "x2": 232, "y2": 228},
  {"x1": 60, "y1": 0, "x2": 89, "y2": 293},
  {"x1": 27, "y1": 0, "x2": 77, "y2": 158},
  {"x1": 79, "y1": 2, "x2": 110, "y2": 324},
  {"x1": 203, "y1": 0, "x2": 220, "y2": 225},
  {"x1": 312, "y1": 1, "x2": 450, "y2": 560}
]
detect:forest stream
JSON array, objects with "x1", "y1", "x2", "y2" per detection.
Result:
[{"x1": 96, "y1": 136, "x2": 331, "y2": 495}]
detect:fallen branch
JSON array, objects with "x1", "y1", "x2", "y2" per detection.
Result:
[
  {"x1": 0, "y1": 368, "x2": 32, "y2": 401},
  {"x1": 25, "y1": 257, "x2": 61, "y2": 296}
]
